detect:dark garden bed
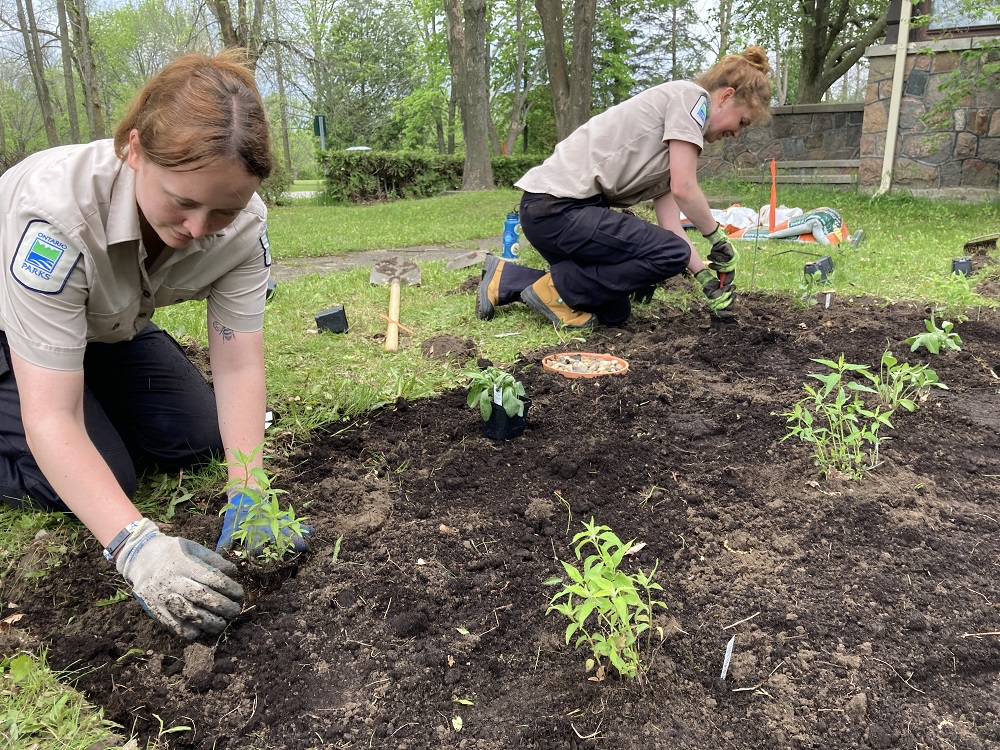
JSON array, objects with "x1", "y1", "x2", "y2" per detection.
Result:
[{"x1": 4, "y1": 290, "x2": 1000, "y2": 749}]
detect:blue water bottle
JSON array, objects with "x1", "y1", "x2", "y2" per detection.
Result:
[{"x1": 502, "y1": 211, "x2": 521, "y2": 261}]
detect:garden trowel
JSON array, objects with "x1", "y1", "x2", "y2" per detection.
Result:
[{"x1": 370, "y1": 257, "x2": 421, "y2": 352}]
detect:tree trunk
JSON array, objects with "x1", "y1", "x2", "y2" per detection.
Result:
[
  {"x1": 567, "y1": 0, "x2": 596, "y2": 125},
  {"x1": 269, "y1": 2, "x2": 293, "y2": 174},
  {"x1": 534, "y1": 0, "x2": 596, "y2": 141},
  {"x1": 795, "y1": 0, "x2": 889, "y2": 103},
  {"x1": 67, "y1": 0, "x2": 106, "y2": 140},
  {"x1": 56, "y1": 0, "x2": 80, "y2": 142},
  {"x1": 498, "y1": 0, "x2": 543, "y2": 154},
  {"x1": 207, "y1": 0, "x2": 266, "y2": 67},
  {"x1": 443, "y1": 0, "x2": 494, "y2": 190},
  {"x1": 16, "y1": 0, "x2": 59, "y2": 147}
]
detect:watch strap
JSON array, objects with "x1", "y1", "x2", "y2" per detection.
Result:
[{"x1": 103, "y1": 520, "x2": 143, "y2": 563}]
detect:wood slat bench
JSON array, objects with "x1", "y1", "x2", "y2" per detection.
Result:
[{"x1": 736, "y1": 159, "x2": 859, "y2": 185}]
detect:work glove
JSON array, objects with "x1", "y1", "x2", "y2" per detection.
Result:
[
  {"x1": 216, "y1": 490, "x2": 311, "y2": 555},
  {"x1": 114, "y1": 519, "x2": 244, "y2": 640},
  {"x1": 704, "y1": 223, "x2": 740, "y2": 277},
  {"x1": 695, "y1": 269, "x2": 736, "y2": 319}
]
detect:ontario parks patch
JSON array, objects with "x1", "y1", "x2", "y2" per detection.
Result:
[
  {"x1": 12, "y1": 221, "x2": 81, "y2": 294},
  {"x1": 689, "y1": 94, "x2": 709, "y2": 129}
]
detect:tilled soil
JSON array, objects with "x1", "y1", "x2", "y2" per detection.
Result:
[{"x1": 4, "y1": 291, "x2": 1000, "y2": 750}]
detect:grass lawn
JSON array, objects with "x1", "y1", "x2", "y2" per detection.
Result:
[{"x1": 2, "y1": 182, "x2": 1000, "y2": 748}]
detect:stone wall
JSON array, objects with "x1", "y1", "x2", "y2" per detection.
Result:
[
  {"x1": 862, "y1": 37, "x2": 1000, "y2": 198},
  {"x1": 699, "y1": 103, "x2": 864, "y2": 179}
]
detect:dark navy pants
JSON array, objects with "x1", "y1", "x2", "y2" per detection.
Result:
[
  {"x1": 0, "y1": 323, "x2": 224, "y2": 512},
  {"x1": 510, "y1": 192, "x2": 691, "y2": 325}
]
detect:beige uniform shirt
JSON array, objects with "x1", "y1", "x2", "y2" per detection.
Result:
[
  {"x1": 0, "y1": 140, "x2": 269, "y2": 371},
  {"x1": 515, "y1": 80, "x2": 712, "y2": 207}
]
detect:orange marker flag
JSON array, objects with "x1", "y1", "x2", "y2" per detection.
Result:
[{"x1": 769, "y1": 158, "x2": 777, "y2": 233}]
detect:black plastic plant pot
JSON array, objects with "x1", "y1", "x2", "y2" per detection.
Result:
[
  {"x1": 952, "y1": 257, "x2": 974, "y2": 276},
  {"x1": 481, "y1": 398, "x2": 530, "y2": 441},
  {"x1": 804, "y1": 255, "x2": 835, "y2": 281}
]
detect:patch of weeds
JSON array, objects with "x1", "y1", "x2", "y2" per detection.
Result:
[
  {"x1": 0, "y1": 649, "x2": 121, "y2": 747},
  {"x1": 906, "y1": 313, "x2": 963, "y2": 354},
  {"x1": 545, "y1": 518, "x2": 667, "y2": 682}
]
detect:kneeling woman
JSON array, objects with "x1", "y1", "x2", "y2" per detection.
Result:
[{"x1": 478, "y1": 46, "x2": 773, "y2": 328}]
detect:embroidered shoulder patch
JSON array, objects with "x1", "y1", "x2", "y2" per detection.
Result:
[
  {"x1": 260, "y1": 226, "x2": 272, "y2": 267},
  {"x1": 11, "y1": 221, "x2": 82, "y2": 294},
  {"x1": 689, "y1": 94, "x2": 709, "y2": 129}
]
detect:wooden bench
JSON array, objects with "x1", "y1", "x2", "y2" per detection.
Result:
[{"x1": 736, "y1": 159, "x2": 859, "y2": 186}]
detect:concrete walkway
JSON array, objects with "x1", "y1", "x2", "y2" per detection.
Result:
[{"x1": 269, "y1": 236, "x2": 502, "y2": 281}]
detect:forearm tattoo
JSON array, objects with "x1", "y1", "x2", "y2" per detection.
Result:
[{"x1": 213, "y1": 321, "x2": 236, "y2": 341}]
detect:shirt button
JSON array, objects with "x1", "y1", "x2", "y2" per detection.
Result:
[
  {"x1": 112, "y1": 323, "x2": 120, "y2": 330},
  {"x1": 138, "y1": 313, "x2": 148, "y2": 318},
  {"x1": 142, "y1": 290, "x2": 151, "y2": 298}
]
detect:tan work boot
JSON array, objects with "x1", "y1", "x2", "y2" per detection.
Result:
[
  {"x1": 476, "y1": 255, "x2": 505, "y2": 320},
  {"x1": 521, "y1": 274, "x2": 596, "y2": 329}
]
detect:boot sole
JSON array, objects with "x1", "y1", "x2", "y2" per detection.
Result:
[
  {"x1": 521, "y1": 286, "x2": 596, "y2": 330},
  {"x1": 476, "y1": 255, "x2": 502, "y2": 320}
]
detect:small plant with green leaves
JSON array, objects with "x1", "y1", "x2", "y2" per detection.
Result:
[
  {"x1": 781, "y1": 355, "x2": 895, "y2": 480},
  {"x1": 222, "y1": 446, "x2": 308, "y2": 563},
  {"x1": 545, "y1": 518, "x2": 667, "y2": 682},
  {"x1": 868, "y1": 348, "x2": 947, "y2": 412},
  {"x1": 463, "y1": 365, "x2": 525, "y2": 421},
  {"x1": 925, "y1": 271, "x2": 977, "y2": 323},
  {"x1": 794, "y1": 271, "x2": 824, "y2": 308},
  {"x1": 906, "y1": 314, "x2": 963, "y2": 354}
]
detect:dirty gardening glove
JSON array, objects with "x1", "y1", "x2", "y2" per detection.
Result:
[
  {"x1": 114, "y1": 519, "x2": 244, "y2": 640},
  {"x1": 216, "y1": 489, "x2": 311, "y2": 555},
  {"x1": 695, "y1": 269, "x2": 736, "y2": 319},
  {"x1": 704, "y1": 224, "x2": 740, "y2": 278}
]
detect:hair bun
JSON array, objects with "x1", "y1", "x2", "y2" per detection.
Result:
[{"x1": 742, "y1": 46, "x2": 773, "y2": 77}]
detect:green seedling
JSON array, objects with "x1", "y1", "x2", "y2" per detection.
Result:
[
  {"x1": 463, "y1": 365, "x2": 525, "y2": 421},
  {"x1": 222, "y1": 445, "x2": 308, "y2": 563},
  {"x1": 906, "y1": 314, "x2": 963, "y2": 354},
  {"x1": 794, "y1": 268, "x2": 832, "y2": 308},
  {"x1": 868, "y1": 348, "x2": 947, "y2": 411},
  {"x1": 545, "y1": 518, "x2": 667, "y2": 682},
  {"x1": 781, "y1": 354, "x2": 895, "y2": 480}
]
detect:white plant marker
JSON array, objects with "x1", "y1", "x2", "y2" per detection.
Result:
[{"x1": 720, "y1": 636, "x2": 736, "y2": 679}]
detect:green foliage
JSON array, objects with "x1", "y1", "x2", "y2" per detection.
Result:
[
  {"x1": 463, "y1": 366, "x2": 525, "y2": 421},
  {"x1": 491, "y1": 155, "x2": 544, "y2": 188},
  {"x1": 259, "y1": 161, "x2": 295, "y2": 207},
  {"x1": 545, "y1": 518, "x2": 666, "y2": 681},
  {"x1": 872, "y1": 349, "x2": 947, "y2": 411},
  {"x1": 0, "y1": 650, "x2": 120, "y2": 747},
  {"x1": 222, "y1": 446, "x2": 308, "y2": 562},
  {"x1": 781, "y1": 354, "x2": 897, "y2": 479},
  {"x1": 906, "y1": 314, "x2": 964, "y2": 354},
  {"x1": 781, "y1": 349, "x2": 946, "y2": 479},
  {"x1": 318, "y1": 151, "x2": 542, "y2": 203},
  {"x1": 319, "y1": 150, "x2": 463, "y2": 203}
]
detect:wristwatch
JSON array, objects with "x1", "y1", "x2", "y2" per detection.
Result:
[{"x1": 103, "y1": 520, "x2": 142, "y2": 563}]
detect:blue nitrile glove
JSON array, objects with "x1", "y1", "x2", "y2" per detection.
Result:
[
  {"x1": 216, "y1": 490, "x2": 311, "y2": 555},
  {"x1": 114, "y1": 518, "x2": 244, "y2": 640}
]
